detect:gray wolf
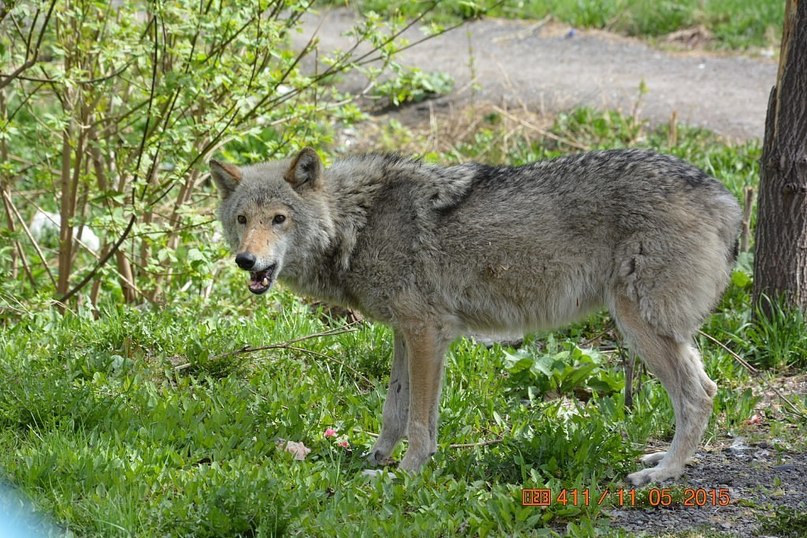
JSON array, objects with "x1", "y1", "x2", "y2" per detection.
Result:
[{"x1": 209, "y1": 147, "x2": 741, "y2": 485}]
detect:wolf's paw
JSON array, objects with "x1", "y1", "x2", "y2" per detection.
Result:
[
  {"x1": 366, "y1": 450, "x2": 396, "y2": 467},
  {"x1": 626, "y1": 465, "x2": 683, "y2": 486},
  {"x1": 368, "y1": 435, "x2": 401, "y2": 466},
  {"x1": 398, "y1": 450, "x2": 434, "y2": 473},
  {"x1": 639, "y1": 452, "x2": 667, "y2": 466}
]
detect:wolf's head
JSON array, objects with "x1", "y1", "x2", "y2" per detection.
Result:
[{"x1": 209, "y1": 148, "x2": 334, "y2": 295}]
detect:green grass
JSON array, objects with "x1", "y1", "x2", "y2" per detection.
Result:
[
  {"x1": 2, "y1": 108, "x2": 806, "y2": 536},
  {"x1": 324, "y1": 0, "x2": 784, "y2": 50},
  {"x1": 757, "y1": 505, "x2": 807, "y2": 538}
]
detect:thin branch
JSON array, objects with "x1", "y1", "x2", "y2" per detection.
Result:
[
  {"x1": 1, "y1": 188, "x2": 57, "y2": 286},
  {"x1": 0, "y1": 60, "x2": 134, "y2": 85},
  {"x1": 0, "y1": 0, "x2": 57, "y2": 90},
  {"x1": 361, "y1": 431, "x2": 506, "y2": 449},
  {"x1": 166, "y1": 2, "x2": 476, "y2": 196},
  {"x1": 25, "y1": 207, "x2": 99, "y2": 256},
  {"x1": 697, "y1": 329, "x2": 758, "y2": 373},
  {"x1": 236, "y1": 2, "x2": 449, "y2": 127},
  {"x1": 173, "y1": 322, "x2": 367, "y2": 382},
  {"x1": 740, "y1": 186, "x2": 755, "y2": 252},
  {"x1": 491, "y1": 105, "x2": 590, "y2": 151},
  {"x1": 212, "y1": 321, "x2": 362, "y2": 361},
  {"x1": 283, "y1": 345, "x2": 373, "y2": 388},
  {"x1": 201, "y1": 13, "x2": 256, "y2": 65},
  {"x1": 449, "y1": 437, "x2": 505, "y2": 449},
  {"x1": 0, "y1": 61, "x2": 37, "y2": 89},
  {"x1": 698, "y1": 329, "x2": 807, "y2": 421},
  {"x1": 0, "y1": 187, "x2": 35, "y2": 285},
  {"x1": 132, "y1": 8, "x2": 161, "y2": 202},
  {"x1": 0, "y1": 2, "x2": 14, "y2": 24},
  {"x1": 58, "y1": 213, "x2": 137, "y2": 303}
]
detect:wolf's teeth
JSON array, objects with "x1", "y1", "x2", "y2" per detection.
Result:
[{"x1": 262, "y1": 277, "x2": 269, "y2": 287}]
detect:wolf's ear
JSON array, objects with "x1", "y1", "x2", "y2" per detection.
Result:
[
  {"x1": 209, "y1": 160, "x2": 241, "y2": 199},
  {"x1": 284, "y1": 147, "x2": 322, "y2": 192}
]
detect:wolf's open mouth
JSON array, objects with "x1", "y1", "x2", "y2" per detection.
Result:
[{"x1": 248, "y1": 264, "x2": 276, "y2": 295}]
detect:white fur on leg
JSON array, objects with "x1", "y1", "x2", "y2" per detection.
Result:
[
  {"x1": 640, "y1": 451, "x2": 667, "y2": 466},
  {"x1": 627, "y1": 464, "x2": 685, "y2": 486}
]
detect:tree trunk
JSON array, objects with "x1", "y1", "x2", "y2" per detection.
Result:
[{"x1": 753, "y1": 0, "x2": 807, "y2": 313}]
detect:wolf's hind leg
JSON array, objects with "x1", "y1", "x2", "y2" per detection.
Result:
[
  {"x1": 613, "y1": 295, "x2": 716, "y2": 486},
  {"x1": 368, "y1": 331, "x2": 409, "y2": 465}
]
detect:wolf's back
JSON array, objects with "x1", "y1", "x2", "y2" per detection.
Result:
[{"x1": 409, "y1": 149, "x2": 742, "y2": 337}]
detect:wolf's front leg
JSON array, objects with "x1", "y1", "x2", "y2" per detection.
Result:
[
  {"x1": 398, "y1": 325, "x2": 450, "y2": 472},
  {"x1": 368, "y1": 331, "x2": 409, "y2": 465}
]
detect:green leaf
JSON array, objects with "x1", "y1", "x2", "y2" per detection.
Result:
[{"x1": 731, "y1": 269, "x2": 752, "y2": 289}]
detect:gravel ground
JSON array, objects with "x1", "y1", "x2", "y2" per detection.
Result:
[{"x1": 608, "y1": 442, "x2": 807, "y2": 536}]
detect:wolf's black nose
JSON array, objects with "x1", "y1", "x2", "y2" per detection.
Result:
[{"x1": 235, "y1": 252, "x2": 256, "y2": 270}]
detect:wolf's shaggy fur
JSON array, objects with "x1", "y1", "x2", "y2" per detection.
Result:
[{"x1": 210, "y1": 148, "x2": 741, "y2": 485}]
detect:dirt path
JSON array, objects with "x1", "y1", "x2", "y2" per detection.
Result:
[{"x1": 301, "y1": 9, "x2": 777, "y2": 142}]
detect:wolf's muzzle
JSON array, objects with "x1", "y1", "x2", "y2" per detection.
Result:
[{"x1": 235, "y1": 252, "x2": 256, "y2": 270}]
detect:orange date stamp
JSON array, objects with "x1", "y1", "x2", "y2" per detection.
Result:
[{"x1": 522, "y1": 488, "x2": 731, "y2": 507}]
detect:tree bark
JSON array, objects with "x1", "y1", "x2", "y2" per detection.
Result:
[{"x1": 753, "y1": 0, "x2": 807, "y2": 313}]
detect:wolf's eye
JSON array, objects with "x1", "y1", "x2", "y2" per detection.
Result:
[
  {"x1": 237, "y1": 215, "x2": 246, "y2": 224},
  {"x1": 273, "y1": 214, "x2": 286, "y2": 225}
]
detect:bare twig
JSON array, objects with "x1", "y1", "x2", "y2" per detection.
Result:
[
  {"x1": 359, "y1": 430, "x2": 506, "y2": 449},
  {"x1": 740, "y1": 187, "x2": 755, "y2": 253},
  {"x1": 0, "y1": 88, "x2": 21, "y2": 281},
  {"x1": 58, "y1": 214, "x2": 137, "y2": 303},
  {"x1": 131, "y1": 7, "x2": 161, "y2": 200},
  {"x1": 698, "y1": 329, "x2": 807, "y2": 420},
  {"x1": 492, "y1": 15, "x2": 551, "y2": 43},
  {"x1": 449, "y1": 437, "x2": 504, "y2": 449},
  {"x1": 0, "y1": 184, "x2": 35, "y2": 285},
  {"x1": 1, "y1": 188, "x2": 57, "y2": 286},
  {"x1": 0, "y1": 0, "x2": 57, "y2": 90},
  {"x1": 283, "y1": 345, "x2": 373, "y2": 388},
  {"x1": 491, "y1": 105, "x2": 590, "y2": 151},
  {"x1": 623, "y1": 348, "x2": 636, "y2": 410},
  {"x1": 668, "y1": 110, "x2": 678, "y2": 148},
  {"x1": 698, "y1": 329, "x2": 758, "y2": 374},
  {"x1": 87, "y1": 123, "x2": 138, "y2": 302},
  {"x1": 217, "y1": 321, "x2": 363, "y2": 358},
  {"x1": 1, "y1": 60, "x2": 134, "y2": 85},
  {"x1": 0, "y1": 2, "x2": 13, "y2": 24},
  {"x1": 173, "y1": 322, "x2": 367, "y2": 385}
]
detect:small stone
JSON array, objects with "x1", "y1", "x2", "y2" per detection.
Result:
[
  {"x1": 773, "y1": 464, "x2": 796, "y2": 472},
  {"x1": 728, "y1": 437, "x2": 752, "y2": 456},
  {"x1": 362, "y1": 469, "x2": 395, "y2": 479}
]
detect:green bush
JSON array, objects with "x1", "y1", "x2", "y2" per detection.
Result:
[{"x1": 0, "y1": 1, "x2": 420, "y2": 316}]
